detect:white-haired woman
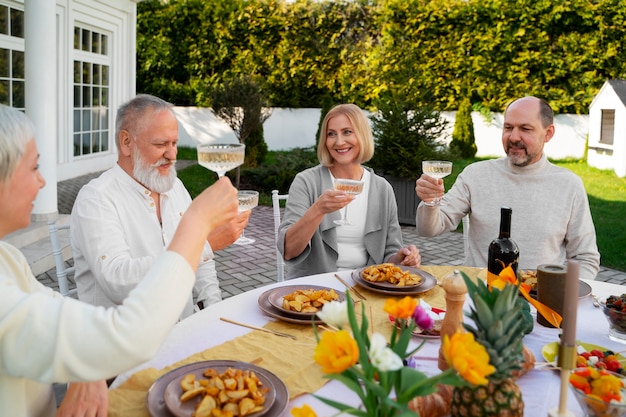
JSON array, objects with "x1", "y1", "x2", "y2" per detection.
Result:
[{"x1": 0, "y1": 104, "x2": 238, "y2": 416}]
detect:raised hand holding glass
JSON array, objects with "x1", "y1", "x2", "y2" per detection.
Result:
[
  {"x1": 422, "y1": 161, "x2": 452, "y2": 206},
  {"x1": 333, "y1": 178, "x2": 364, "y2": 226}
]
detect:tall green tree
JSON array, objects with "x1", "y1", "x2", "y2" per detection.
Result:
[{"x1": 450, "y1": 98, "x2": 477, "y2": 158}]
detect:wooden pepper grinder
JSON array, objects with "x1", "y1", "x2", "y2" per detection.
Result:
[{"x1": 438, "y1": 270, "x2": 468, "y2": 371}]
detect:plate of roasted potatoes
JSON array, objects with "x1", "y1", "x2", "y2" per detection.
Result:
[
  {"x1": 266, "y1": 285, "x2": 344, "y2": 318},
  {"x1": 352, "y1": 263, "x2": 437, "y2": 295},
  {"x1": 156, "y1": 360, "x2": 284, "y2": 417}
]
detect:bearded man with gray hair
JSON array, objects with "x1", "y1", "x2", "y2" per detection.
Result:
[{"x1": 71, "y1": 94, "x2": 249, "y2": 316}]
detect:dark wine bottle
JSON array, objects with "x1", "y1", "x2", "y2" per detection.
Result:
[{"x1": 488, "y1": 207, "x2": 519, "y2": 276}]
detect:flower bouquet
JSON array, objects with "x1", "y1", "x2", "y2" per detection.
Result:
[{"x1": 296, "y1": 293, "x2": 496, "y2": 417}]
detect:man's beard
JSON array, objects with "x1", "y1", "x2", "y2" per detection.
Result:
[
  {"x1": 506, "y1": 142, "x2": 538, "y2": 167},
  {"x1": 132, "y1": 149, "x2": 177, "y2": 194}
]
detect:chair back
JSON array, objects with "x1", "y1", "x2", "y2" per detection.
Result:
[
  {"x1": 271, "y1": 190, "x2": 288, "y2": 282},
  {"x1": 48, "y1": 220, "x2": 77, "y2": 297}
]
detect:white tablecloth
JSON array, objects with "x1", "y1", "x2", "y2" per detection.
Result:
[{"x1": 112, "y1": 269, "x2": 626, "y2": 416}]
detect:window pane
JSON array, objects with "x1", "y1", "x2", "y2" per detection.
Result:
[
  {"x1": 73, "y1": 61, "x2": 81, "y2": 83},
  {"x1": 82, "y1": 62, "x2": 91, "y2": 84},
  {"x1": 73, "y1": 109, "x2": 81, "y2": 132},
  {"x1": 82, "y1": 86, "x2": 91, "y2": 107},
  {"x1": 73, "y1": 135, "x2": 81, "y2": 156},
  {"x1": 10, "y1": 9, "x2": 23, "y2": 38},
  {"x1": 92, "y1": 110, "x2": 100, "y2": 129},
  {"x1": 73, "y1": 85, "x2": 81, "y2": 107},
  {"x1": 0, "y1": 6, "x2": 8, "y2": 35},
  {"x1": 82, "y1": 133, "x2": 90, "y2": 155},
  {"x1": 92, "y1": 86, "x2": 100, "y2": 106},
  {"x1": 0, "y1": 48, "x2": 9, "y2": 77},
  {"x1": 92, "y1": 133, "x2": 99, "y2": 153},
  {"x1": 81, "y1": 28, "x2": 90, "y2": 52},
  {"x1": 92, "y1": 64, "x2": 100, "y2": 85},
  {"x1": 101, "y1": 132, "x2": 109, "y2": 152},
  {"x1": 100, "y1": 108, "x2": 108, "y2": 129},
  {"x1": 102, "y1": 65, "x2": 109, "y2": 84},
  {"x1": 92, "y1": 32, "x2": 100, "y2": 54},
  {"x1": 74, "y1": 27, "x2": 80, "y2": 50},
  {"x1": 101, "y1": 87, "x2": 108, "y2": 106},
  {"x1": 0, "y1": 80, "x2": 9, "y2": 104},
  {"x1": 101, "y1": 34, "x2": 108, "y2": 55},
  {"x1": 82, "y1": 109, "x2": 91, "y2": 130},
  {"x1": 12, "y1": 50, "x2": 23, "y2": 78},
  {"x1": 12, "y1": 80, "x2": 24, "y2": 107}
]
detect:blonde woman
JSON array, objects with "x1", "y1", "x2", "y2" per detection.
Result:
[{"x1": 278, "y1": 103, "x2": 420, "y2": 279}]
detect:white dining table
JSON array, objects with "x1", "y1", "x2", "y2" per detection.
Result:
[{"x1": 112, "y1": 268, "x2": 626, "y2": 417}]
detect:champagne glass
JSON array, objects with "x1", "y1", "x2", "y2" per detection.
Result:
[
  {"x1": 234, "y1": 190, "x2": 259, "y2": 245},
  {"x1": 333, "y1": 178, "x2": 364, "y2": 226},
  {"x1": 422, "y1": 160, "x2": 453, "y2": 206},
  {"x1": 197, "y1": 143, "x2": 245, "y2": 178}
]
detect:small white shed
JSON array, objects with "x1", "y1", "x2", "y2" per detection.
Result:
[{"x1": 587, "y1": 79, "x2": 626, "y2": 178}]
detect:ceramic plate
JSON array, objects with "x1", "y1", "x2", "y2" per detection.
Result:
[
  {"x1": 351, "y1": 267, "x2": 438, "y2": 296},
  {"x1": 163, "y1": 361, "x2": 275, "y2": 417},
  {"x1": 258, "y1": 289, "x2": 324, "y2": 324},
  {"x1": 266, "y1": 285, "x2": 345, "y2": 319},
  {"x1": 542, "y1": 341, "x2": 626, "y2": 364},
  {"x1": 146, "y1": 361, "x2": 289, "y2": 417},
  {"x1": 355, "y1": 265, "x2": 425, "y2": 290}
]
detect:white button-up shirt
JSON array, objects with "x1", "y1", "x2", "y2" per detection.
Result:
[{"x1": 70, "y1": 164, "x2": 219, "y2": 318}]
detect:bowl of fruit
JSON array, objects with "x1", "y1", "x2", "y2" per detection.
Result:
[
  {"x1": 569, "y1": 367, "x2": 626, "y2": 417},
  {"x1": 600, "y1": 294, "x2": 626, "y2": 344}
]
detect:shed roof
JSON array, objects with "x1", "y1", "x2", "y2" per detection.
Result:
[{"x1": 608, "y1": 79, "x2": 626, "y2": 107}]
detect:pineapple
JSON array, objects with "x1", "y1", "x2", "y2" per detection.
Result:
[{"x1": 450, "y1": 272, "x2": 528, "y2": 417}]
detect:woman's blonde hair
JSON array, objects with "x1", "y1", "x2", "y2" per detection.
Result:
[
  {"x1": 0, "y1": 105, "x2": 35, "y2": 183},
  {"x1": 317, "y1": 104, "x2": 375, "y2": 167}
]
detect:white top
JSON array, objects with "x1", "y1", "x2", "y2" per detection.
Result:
[
  {"x1": 333, "y1": 170, "x2": 370, "y2": 270},
  {"x1": 71, "y1": 164, "x2": 219, "y2": 317},
  {"x1": 0, "y1": 243, "x2": 195, "y2": 417}
]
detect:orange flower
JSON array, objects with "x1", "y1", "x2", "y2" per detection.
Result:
[
  {"x1": 291, "y1": 404, "x2": 318, "y2": 417},
  {"x1": 383, "y1": 296, "x2": 417, "y2": 319},
  {"x1": 442, "y1": 332, "x2": 495, "y2": 385},
  {"x1": 314, "y1": 330, "x2": 359, "y2": 374}
]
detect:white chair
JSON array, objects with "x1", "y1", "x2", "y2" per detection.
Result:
[
  {"x1": 271, "y1": 190, "x2": 288, "y2": 282},
  {"x1": 48, "y1": 220, "x2": 77, "y2": 297}
]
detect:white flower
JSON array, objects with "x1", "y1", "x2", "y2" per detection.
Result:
[
  {"x1": 369, "y1": 333, "x2": 403, "y2": 371},
  {"x1": 317, "y1": 301, "x2": 349, "y2": 329}
]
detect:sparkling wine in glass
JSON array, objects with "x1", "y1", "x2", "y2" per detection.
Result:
[
  {"x1": 422, "y1": 160, "x2": 453, "y2": 206},
  {"x1": 234, "y1": 190, "x2": 259, "y2": 245},
  {"x1": 197, "y1": 143, "x2": 245, "y2": 178},
  {"x1": 333, "y1": 178, "x2": 364, "y2": 226}
]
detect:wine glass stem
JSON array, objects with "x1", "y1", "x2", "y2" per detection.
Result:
[{"x1": 343, "y1": 206, "x2": 348, "y2": 223}]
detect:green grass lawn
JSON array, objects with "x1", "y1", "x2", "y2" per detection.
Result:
[{"x1": 177, "y1": 147, "x2": 626, "y2": 272}]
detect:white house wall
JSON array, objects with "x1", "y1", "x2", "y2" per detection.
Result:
[
  {"x1": 174, "y1": 107, "x2": 589, "y2": 161},
  {"x1": 56, "y1": 0, "x2": 137, "y2": 181}
]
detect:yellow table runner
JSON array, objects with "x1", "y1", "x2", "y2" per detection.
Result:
[{"x1": 108, "y1": 266, "x2": 482, "y2": 416}]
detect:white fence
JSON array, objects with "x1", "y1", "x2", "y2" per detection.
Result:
[{"x1": 173, "y1": 107, "x2": 589, "y2": 160}]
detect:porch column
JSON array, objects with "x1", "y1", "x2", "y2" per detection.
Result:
[{"x1": 24, "y1": 0, "x2": 57, "y2": 221}]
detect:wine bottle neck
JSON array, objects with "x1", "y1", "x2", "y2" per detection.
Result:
[{"x1": 499, "y1": 207, "x2": 512, "y2": 239}]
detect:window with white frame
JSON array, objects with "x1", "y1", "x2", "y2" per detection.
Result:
[
  {"x1": 600, "y1": 109, "x2": 615, "y2": 146},
  {"x1": 0, "y1": 4, "x2": 25, "y2": 110},
  {"x1": 73, "y1": 25, "x2": 110, "y2": 157}
]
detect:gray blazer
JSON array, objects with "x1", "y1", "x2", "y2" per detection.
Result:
[{"x1": 278, "y1": 165, "x2": 403, "y2": 278}]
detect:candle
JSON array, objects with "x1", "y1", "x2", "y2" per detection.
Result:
[{"x1": 561, "y1": 260, "x2": 579, "y2": 346}]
